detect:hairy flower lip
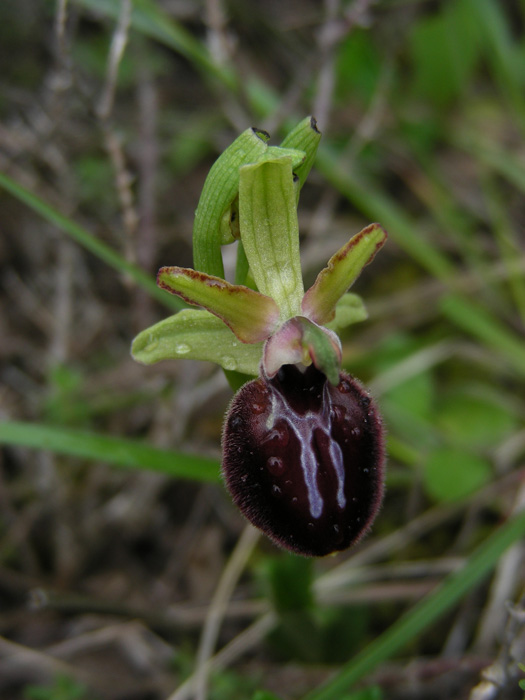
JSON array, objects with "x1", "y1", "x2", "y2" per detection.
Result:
[{"x1": 222, "y1": 365, "x2": 385, "y2": 557}]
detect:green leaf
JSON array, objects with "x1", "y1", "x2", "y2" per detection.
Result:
[
  {"x1": 239, "y1": 158, "x2": 304, "y2": 319},
  {"x1": 325, "y1": 293, "x2": 368, "y2": 332},
  {"x1": 263, "y1": 555, "x2": 314, "y2": 614},
  {"x1": 436, "y1": 391, "x2": 518, "y2": 449},
  {"x1": 0, "y1": 421, "x2": 220, "y2": 482},
  {"x1": 279, "y1": 116, "x2": 322, "y2": 190},
  {"x1": 193, "y1": 127, "x2": 269, "y2": 278},
  {"x1": 383, "y1": 372, "x2": 435, "y2": 422},
  {"x1": 157, "y1": 267, "x2": 279, "y2": 344},
  {"x1": 131, "y1": 309, "x2": 263, "y2": 376},
  {"x1": 302, "y1": 224, "x2": 387, "y2": 325},
  {"x1": 423, "y1": 448, "x2": 492, "y2": 503}
]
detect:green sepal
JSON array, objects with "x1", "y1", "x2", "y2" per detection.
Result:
[
  {"x1": 302, "y1": 223, "x2": 387, "y2": 326},
  {"x1": 218, "y1": 147, "x2": 305, "y2": 246},
  {"x1": 265, "y1": 146, "x2": 306, "y2": 169},
  {"x1": 157, "y1": 267, "x2": 280, "y2": 343},
  {"x1": 280, "y1": 116, "x2": 321, "y2": 190},
  {"x1": 325, "y1": 293, "x2": 368, "y2": 332},
  {"x1": 193, "y1": 127, "x2": 269, "y2": 277},
  {"x1": 239, "y1": 157, "x2": 304, "y2": 320},
  {"x1": 131, "y1": 309, "x2": 263, "y2": 376}
]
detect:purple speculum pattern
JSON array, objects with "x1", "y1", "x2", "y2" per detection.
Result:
[{"x1": 222, "y1": 364, "x2": 385, "y2": 557}]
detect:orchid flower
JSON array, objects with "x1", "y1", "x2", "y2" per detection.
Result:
[{"x1": 132, "y1": 118, "x2": 386, "y2": 556}]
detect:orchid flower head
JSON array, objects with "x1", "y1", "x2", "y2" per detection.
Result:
[{"x1": 132, "y1": 117, "x2": 387, "y2": 556}]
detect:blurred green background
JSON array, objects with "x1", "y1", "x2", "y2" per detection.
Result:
[{"x1": 0, "y1": 1, "x2": 524, "y2": 699}]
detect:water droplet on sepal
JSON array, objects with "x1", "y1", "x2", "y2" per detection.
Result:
[
  {"x1": 221, "y1": 355, "x2": 237, "y2": 370},
  {"x1": 175, "y1": 343, "x2": 191, "y2": 355}
]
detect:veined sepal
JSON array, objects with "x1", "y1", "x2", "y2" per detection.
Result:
[
  {"x1": 219, "y1": 146, "x2": 306, "y2": 245},
  {"x1": 239, "y1": 157, "x2": 304, "y2": 320}
]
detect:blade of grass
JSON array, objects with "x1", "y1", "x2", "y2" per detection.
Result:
[
  {"x1": 482, "y1": 174, "x2": 525, "y2": 324},
  {"x1": 0, "y1": 170, "x2": 184, "y2": 312},
  {"x1": 73, "y1": 0, "x2": 237, "y2": 90},
  {"x1": 314, "y1": 148, "x2": 455, "y2": 282},
  {"x1": 0, "y1": 421, "x2": 220, "y2": 482},
  {"x1": 304, "y1": 506, "x2": 525, "y2": 700},
  {"x1": 440, "y1": 294, "x2": 525, "y2": 377},
  {"x1": 467, "y1": 0, "x2": 525, "y2": 131},
  {"x1": 454, "y1": 131, "x2": 525, "y2": 194}
]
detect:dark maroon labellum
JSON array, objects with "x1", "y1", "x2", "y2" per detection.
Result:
[{"x1": 222, "y1": 364, "x2": 385, "y2": 557}]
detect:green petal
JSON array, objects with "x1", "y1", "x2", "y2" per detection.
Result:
[
  {"x1": 157, "y1": 267, "x2": 280, "y2": 343},
  {"x1": 214, "y1": 149, "x2": 306, "y2": 248},
  {"x1": 325, "y1": 293, "x2": 369, "y2": 332},
  {"x1": 193, "y1": 127, "x2": 269, "y2": 278},
  {"x1": 131, "y1": 309, "x2": 262, "y2": 376},
  {"x1": 239, "y1": 157, "x2": 304, "y2": 320},
  {"x1": 302, "y1": 223, "x2": 387, "y2": 325}
]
